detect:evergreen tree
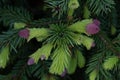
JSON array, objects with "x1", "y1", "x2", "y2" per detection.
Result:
[{"x1": 0, "y1": 0, "x2": 120, "y2": 80}]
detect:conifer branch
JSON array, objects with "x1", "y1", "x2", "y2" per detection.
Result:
[{"x1": 98, "y1": 32, "x2": 120, "y2": 56}]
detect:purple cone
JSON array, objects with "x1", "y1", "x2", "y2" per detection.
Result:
[
  {"x1": 18, "y1": 28, "x2": 29, "y2": 39},
  {"x1": 61, "y1": 69, "x2": 67, "y2": 77},
  {"x1": 86, "y1": 23, "x2": 100, "y2": 35},
  {"x1": 40, "y1": 55, "x2": 46, "y2": 60},
  {"x1": 93, "y1": 19, "x2": 100, "y2": 26},
  {"x1": 27, "y1": 58, "x2": 35, "y2": 65}
]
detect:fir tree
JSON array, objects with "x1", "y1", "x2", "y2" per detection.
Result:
[{"x1": 0, "y1": 0, "x2": 120, "y2": 80}]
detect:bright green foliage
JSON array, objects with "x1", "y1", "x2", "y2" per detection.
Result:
[
  {"x1": 80, "y1": 35, "x2": 94, "y2": 50},
  {"x1": 68, "y1": 0, "x2": 79, "y2": 9},
  {"x1": 28, "y1": 28, "x2": 49, "y2": 41},
  {"x1": 83, "y1": 5, "x2": 91, "y2": 19},
  {"x1": 76, "y1": 50, "x2": 86, "y2": 68},
  {"x1": 49, "y1": 47, "x2": 71, "y2": 75},
  {"x1": 68, "y1": 19, "x2": 93, "y2": 34},
  {"x1": 36, "y1": 35, "x2": 49, "y2": 42},
  {"x1": 111, "y1": 25, "x2": 117, "y2": 35},
  {"x1": 68, "y1": 9, "x2": 74, "y2": 17},
  {"x1": 41, "y1": 75, "x2": 56, "y2": 80},
  {"x1": 29, "y1": 49, "x2": 41, "y2": 63},
  {"x1": 68, "y1": 0, "x2": 79, "y2": 17},
  {"x1": 103, "y1": 56, "x2": 119, "y2": 70},
  {"x1": 28, "y1": 23, "x2": 94, "y2": 75},
  {"x1": 47, "y1": 24, "x2": 81, "y2": 47},
  {"x1": 14, "y1": 22, "x2": 26, "y2": 29},
  {"x1": 0, "y1": 45, "x2": 10, "y2": 68},
  {"x1": 30, "y1": 43, "x2": 53, "y2": 63},
  {"x1": 67, "y1": 55, "x2": 77, "y2": 74},
  {"x1": 0, "y1": 0, "x2": 119, "y2": 80},
  {"x1": 47, "y1": 24, "x2": 74, "y2": 46},
  {"x1": 89, "y1": 69, "x2": 98, "y2": 80},
  {"x1": 70, "y1": 33, "x2": 81, "y2": 45}
]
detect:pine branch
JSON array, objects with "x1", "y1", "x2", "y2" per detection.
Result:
[
  {"x1": 0, "y1": 75, "x2": 13, "y2": 80},
  {"x1": 86, "y1": 31, "x2": 120, "y2": 80},
  {"x1": 0, "y1": 6, "x2": 32, "y2": 27},
  {"x1": 87, "y1": 0, "x2": 115, "y2": 15},
  {"x1": 11, "y1": 59, "x2": 28, "y2": 80},
  {"x1": 98, "y1": 31, "x2": 120, "y2": 56},
  {"x1": 29, "y1": 18, "x2": 67, "y2": 28},
  {"x1": 86, "y1": 49, "x2": 113, "y2": 80},
  {"x1": 113, "y1": 61, "x2": 120, "y2": 80},
  {"x1": 27, "y1": 60, "x2": 51, "y2": 79},
  {"x1": 112, "y1": 34, "x2": 120, "y2": 44},
  {"x1": 44, "y1": 0, "x2": 69, "y2": 19},
  {"x1": 0, "y1": 30, "x2": 25, "y2": 53}
]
